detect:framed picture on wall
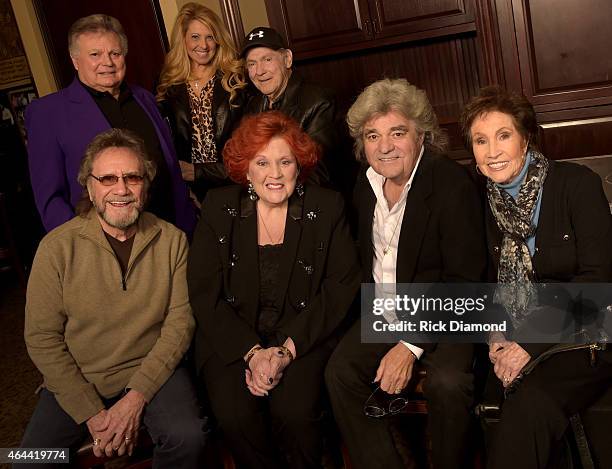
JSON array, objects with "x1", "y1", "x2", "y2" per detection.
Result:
[
  {"x1": 0, "y1": 0, "x2": 33, "y2": 90},
  {"x1": 7, "y1": 86, "x2": 37, "y2": 143}
]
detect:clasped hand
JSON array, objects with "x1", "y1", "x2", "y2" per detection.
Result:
[
  {"x1": 245, "y1": 347, "x2": 292, "y2": 397},
  {"x1": 489, "y1": 340, "x2": 531, "y2": 387},
  {"x1": 86, "y1": 389, "x2": 146, "y2": 458}
]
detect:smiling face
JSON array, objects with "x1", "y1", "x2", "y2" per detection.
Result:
[
  {"x1": 71, "y1": 31, "x2": 126, "y2": 97},
  {"x1": 363, "y1": 110, "x2": 424, "y2": 186},
  {"x1": 245, "y1": 47, "x2": 292, "y2": 102},
  {"x1": 247, "y1": 136, "x2": 298, "y2": 208},
  {"x1": 88, "y1": 147, "x2": 145, "y2": 235},
  {"x1": 184, "y1": 20, "x2": 217, "y2": 68},
  {"x1": 470, "y1": 110, "x2": 528, "y2": 184}
]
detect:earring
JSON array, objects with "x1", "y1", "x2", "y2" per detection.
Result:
[
  {"x1": 247, "y1": 180, "x2": 258, "y2": 201},
  {"x1": 296, "y1": 183, "x2": 304, "y2": 197}
]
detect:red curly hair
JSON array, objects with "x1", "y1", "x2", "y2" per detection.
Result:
[{"x1": 223, "y1": 111, "x2": 320, "y2": 185}]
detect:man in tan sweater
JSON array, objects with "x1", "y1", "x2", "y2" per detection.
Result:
[{"x1": 20, "y1": 128, "x2": 205, "y2": 468}]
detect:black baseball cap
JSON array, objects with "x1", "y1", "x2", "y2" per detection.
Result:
[{"x1": 241, "y1": 27, "x2": 287, "y2": 58}]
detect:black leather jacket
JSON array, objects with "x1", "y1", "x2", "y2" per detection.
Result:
[
  {"x1": 159, "y1": 73, "x2": 244, "y2": 201},
  {"x1": 245, "y1": 72, "x2": 340, "y2": 188}
]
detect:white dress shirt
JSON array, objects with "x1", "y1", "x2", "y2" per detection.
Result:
[{"x1": 367, "y1": 146, "x2": 424, "y2": 359}]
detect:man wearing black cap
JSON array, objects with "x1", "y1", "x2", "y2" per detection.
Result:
[{"x1": 242, "y1": 27, "x2": 339, "y2": 188}]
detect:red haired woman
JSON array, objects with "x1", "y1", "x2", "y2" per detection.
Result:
[{"x1": 188, "y1": 111, "x2": 360, "y2": 468}]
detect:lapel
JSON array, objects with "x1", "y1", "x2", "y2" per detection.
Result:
[
  {"x1": 237, "y1": 193, "x2": 260, "y2": 314},
  {"x1": 359, "y1": 173, "x2": 376, "y2": 281},
  {"x1": 212, "y1": 73, "x2": 228, "y2": 138},
  {"x1": 532, "y1": 160, "x2": 556, "y2": 269},
  {"x1": 66, "y1": 78, "x2": 110, "y2": 138},
  {"x1": 275, "y1": 191, "x2": 304, "y2": 310},
  {"x1": 396, "y1": 153, "x2": 433, "y2": 283}
]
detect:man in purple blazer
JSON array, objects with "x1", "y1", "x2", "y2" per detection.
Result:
[{"x1": 25, "y1": 14, "x2": 196, "y2": 236}]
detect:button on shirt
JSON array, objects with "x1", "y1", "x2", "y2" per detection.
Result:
[{"x1": 367, "y1": 146, "x2": 424, "y2": 359}]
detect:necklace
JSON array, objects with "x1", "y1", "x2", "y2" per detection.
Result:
[
  {"x1": 381, "y1": 213, "x2": 402, "y2": 256},
  {"x1": 257, "y1": 209, "x2": 284, "y2": 245}
]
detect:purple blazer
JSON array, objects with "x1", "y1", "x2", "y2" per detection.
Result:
[{"x1": 25, "y1": 78, "x2": 196, "y2": 236}]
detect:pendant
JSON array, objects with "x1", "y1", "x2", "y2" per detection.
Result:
[{"x1": 383, "y1": 247, "x2": 389, "y2": 255}]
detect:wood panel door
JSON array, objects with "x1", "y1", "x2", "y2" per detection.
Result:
[
  {"x1": 371, "y1": 0, "x2": 476, "y2": 40},
  {"x1": 264, "y1": 0, "x2": 373, "y2": 58},
  {"x1": 489, "y1": 0, "x2": 612, "y2": 160},
  {"x1": 509, "y1": 0, "x2": 612, "y2": 111}
]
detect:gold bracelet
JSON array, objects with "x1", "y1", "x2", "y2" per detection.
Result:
[
  {"x1": 245, "y1": 345, "x2": 262, "y2": 365},
  {"x1": 277, "y1": 345, "x2": 294, "y2": 362}
]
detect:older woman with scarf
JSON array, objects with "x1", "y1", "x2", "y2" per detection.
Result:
[{"x1": 460, "y1": 86, "x2": 612, "y2": 469}]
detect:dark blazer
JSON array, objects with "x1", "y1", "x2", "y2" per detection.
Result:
[
  {"x1": 159, "y1": 74, "x2": 244, "y2": 200},
  {"x1": 485, "y1": 159, "x2": 612, "y2": 357},
  {"x1": 354, "y1": 151, "x2": 487, "y2": 351},
  {"x1": 25, "y1": 78, "x2": 196, "y2": 235},
  {"x1": 188, "y1": 184, "x2": 361, "y2": 370}
]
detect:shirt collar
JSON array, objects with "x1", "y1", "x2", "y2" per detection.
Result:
[
  {"x1": 79, "y1": 79, "x2": 130, "y2": 101},
  {"x1": 366, "y1": 144, "x2": 425, "y2": 209}
]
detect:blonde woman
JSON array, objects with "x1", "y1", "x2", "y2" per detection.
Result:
[{"x1": 157, "y1": 2, "x2": 246, "y2": 201}]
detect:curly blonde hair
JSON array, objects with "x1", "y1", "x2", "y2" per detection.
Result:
[{"x1": 156, "y1": 2, "x2": 245, "y2": 105}]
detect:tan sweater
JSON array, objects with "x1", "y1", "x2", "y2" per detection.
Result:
[{"x1": 25, "y1": 210, "x2": 195, "y2": 424}]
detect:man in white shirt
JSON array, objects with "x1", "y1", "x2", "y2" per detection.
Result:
[{"x1": 326, "y1": 79, "x2": 486, "y2": 469}]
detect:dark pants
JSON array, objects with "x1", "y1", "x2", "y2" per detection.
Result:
[
  {"x1": 325, "y1": 318, "x2": 475, "y2": 469},
  {"x1": 19, "y1": 367, "x2": 207, "y2": 469},
  {"x1": 201, "y1": 338, "x2": 336, "y2": 469},
  {"x1": 487, "y1": 348, "x2": 612, "y2": 469}
]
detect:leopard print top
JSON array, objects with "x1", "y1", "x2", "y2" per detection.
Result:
[{"x1": 187, "y1": 78, "x2": 217, "y2": 163}]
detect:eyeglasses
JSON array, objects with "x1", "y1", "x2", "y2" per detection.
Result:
[
  {"x1": 89, "y1": 174, "x2": 144, "y2": 186},
  {"x1": 363, "y1": 385, "x2": 410, "y2": 418}
]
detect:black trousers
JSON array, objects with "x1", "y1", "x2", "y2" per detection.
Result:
[
  {"x1": 201, "y1": 338, "x2": 336, "y2": 469},
  {"x1": 325, "y1": 318, "x2": 475, "y2": 469},
  {"x1": 19, "y1": 368, "x2": 207, "y2": 469},
  {"x1": 487, "y1": 348, "x2": 612, "y2": 469}
]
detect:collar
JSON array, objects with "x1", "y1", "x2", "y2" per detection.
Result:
[
  {"x1": 366, "y1": 145, "x2": 424, "y2": 208},
  {"x1": 79, "y1": 208, "x2": 161, "y2": 252},
  {"x1": 264, "y1": 71, "x2": 301, "y2": 110},
  {"x1": 496, "y1": 150, "x2": 532, "y2": 192},
  {"x1": 239, "y1": 185, "x2": 305, "y2": 221},
  {"x1": 79, "y1": 79, "x2": 130, "y2": 101}
]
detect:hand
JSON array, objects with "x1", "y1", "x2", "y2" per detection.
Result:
[
  {"x1": 492, "y1": 341, "x2": 530, "y2": 387},
  {"x1": 97, "y1": 390, "x2": 146, "y2": 457},
  {"x1": 86, "y1": 409, "x2": 110, "y2": 458},
  {"x1": 267, "y1": 338, "x2": 296, "y2": 384},
  {"x1": 489, "y1": 340, "x2": 509, "y2": 364},
  {"x1": 246, "y1": 348, "x2": 278, "y2": 396},
  {"x1": 375, "y1": 343, "x2": 416, "y2": 394},
  {"x1": 179, "y1": 161, "x2": 195, "y2": 182}
]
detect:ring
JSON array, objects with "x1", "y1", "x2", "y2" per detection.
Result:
[
  {"x1": 503, "y1": 377, "x2": 510, "y2": 383},
  {"x1": 93, "y1": 438, "x2": 101, "y2": 446},
  {"x1": 395, "y1": 388, "x2": 402, "y2": 393}
]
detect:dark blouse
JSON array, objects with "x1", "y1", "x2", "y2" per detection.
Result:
[{"x1": 257, "y1": 243, "x2": 283, "y2": 344}]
